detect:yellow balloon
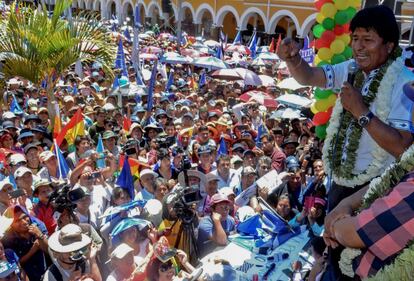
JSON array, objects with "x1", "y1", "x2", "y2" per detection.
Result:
[
  {"x1": 337, "y1": 34, "x2": 351, "y2": 45},
  {"x1": 327, "y1": 93, "x2": 337, "y2": 107},
  {"x1": 321, "y1": 3, "x2": 337, "y2": 18},
  {"x1": 315, "y1": 99, "x2": 330, "y2": 112},
  {"x1": 314, "y1": 55, "x2": 322, "y2": 66},
  {"x1": 318, "y1": 48, "x2": 333, "y2": 61},
  {"x1": 350, "y1": 0, "x2": 360, "y2": 8},
  {"x1": 311, "y1": 103, "x2": 319, "y2": 114},
  {"x1": 330, "y1": 39, "x2": 345, "y2": 54},
  {"x1": 334, "y1": 0, "x2": 349, "y2": 10},
  {"x1": 316, "y1": 13, "x2": 325, "y2": 24}
]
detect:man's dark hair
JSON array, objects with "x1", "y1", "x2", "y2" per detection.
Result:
[
  {"x1": 216, "y1": 154, "x2": 231, "y2": 165},
  {"x1": 74, "y1": 136, "x2": 90, "y2": 147},
  {"x1": 350, "y1": 5, "x2": 399, "y2": 48},
  {"x1": 311, "y1": 236, "x2": 326, "y2": 257},
  {"x1": 198, "y1": 125, "x2": 209, "y2": 132}
]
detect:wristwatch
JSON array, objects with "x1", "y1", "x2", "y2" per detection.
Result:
[{"x1": 358, "y1": 111, "x2": 374, "y2": 127}]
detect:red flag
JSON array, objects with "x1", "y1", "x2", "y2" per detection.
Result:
[
  {"x1": 275, "y1": 34, "x2": 282, "y2": 54},
  {"x1": 55, "y1": 108, "x2": 85, "y2": 148},
  {"x1": 269, "y1": 38, "x2": 275, "y2": 53},
  {"x1": 123, "y1": 115, "x2": 132, "y2": 132}
]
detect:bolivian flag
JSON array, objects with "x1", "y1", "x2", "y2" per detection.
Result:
[
  {"x1": 119, "y1": 154, "x2": 150, "y2": 177},
  {"x1": 55, "y1": 108, "x2": 85, "y2": 152}
]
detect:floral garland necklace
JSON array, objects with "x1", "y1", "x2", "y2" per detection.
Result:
[{"x1": 322, "y1": 47, "x2": 404, "y2": 187}]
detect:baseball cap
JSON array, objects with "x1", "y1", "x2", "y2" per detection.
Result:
[
  {"x1": 39, "y1": 150, "x2": 55, "y2": 162},
  {"x1": 241, "y1": 166, "x2": 256, "y2": 176},
  {"x1": 9, "y1": 154, "x2": 26, "y2": 166},
  {"x1": 220, "y1": 187, "x2": 235, "y2": 198},
  {"x1": 14, "y1": 166, "x2": 32, "y2": 178},
  {"x1": 210, "y1": 193, "x2": 231, "y2": 207},
  {"x1": 110, "y1": 243, "x2": 134, "y2": 260},
  {"x1": 140, "y1": 169, "x2": 157, "y2": 179},
  {"x1": 206, "y1": 173, "x2": 220, "y2": 183}
]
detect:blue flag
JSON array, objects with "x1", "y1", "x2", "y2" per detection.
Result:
[
  {"x1": 134, "y1": 5, "x2": 141, "y2": 28},
  {"x1": 165, "y1": 70, "x2": 174, "y2": 92},
  {"x1": 136, "y1": 70, "x2": 144, "y2": 86},
  {"x1": 249, "y1": 32, "x2": 258, "y2": 58},
  {"x1": 112, "y1": 76, "x2": 119, "y2": 89},
  {"x1": 72, "y1": 84, "x2": 78, "y2": 95},
  {"x1": 255, "y1": 124, "x2": 267, "y2": 147},
  {"x1": 220, "y1": 30, "x2": 226, "y2": 43},
  {"x1": 116, "y1": 155, "x2": 135, "y2": 200},
  {"x1": 115, "y1": 38, "x2": 128, "y2": 77},
  {"x1": 217, "y1": 135, "x2": 227, "y2": 157},
  {"x1": 216, "y1": 45, "x2": 223, "y2": 59},
  {"x1": 199, "y1": 71, "x2": 206, "y2": 88},
  {"x1": 54, "y1": 140, "x2": 70, "y2": 180},
  {"x1": 123, "y1": 28, "x2": 131, "y2": 42},
  {"x1": 10, "y1": 95, "x2": 23, "y2": 115},
  {"x1": 111, "y1": 218, "x2": 150, "y2": 246},
  {"x1": 96, "y1": 135, "x2": 105, "y2": 169},
  {"x1": 233, "y1": 30, "x2": 242, "y2": 45},
  {"x1": 101, "y1": 199, "x2": 147, "y2": 221},
  {"x1": 146, "y1": 61, "x2": 158, "y2": 111}
]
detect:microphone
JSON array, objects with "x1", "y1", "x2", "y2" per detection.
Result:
[
  {"x1": 403, "y1": 81, "x2": 414, "y2": 102},
  {"x1": 347, "y1": 61, "x2": 359, "y2": 86}
]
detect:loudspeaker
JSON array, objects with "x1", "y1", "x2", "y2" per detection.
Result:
[{"x1": 161, "y1": 0, "x2": 172, "y2": 14}]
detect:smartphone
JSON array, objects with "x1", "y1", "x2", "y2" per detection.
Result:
[
  {"x1": 9, "y1": 189, "x2": 25, "y2": 199},
  {"x1": 88, "y1": 171, "x2": 101, "y2": 180}
]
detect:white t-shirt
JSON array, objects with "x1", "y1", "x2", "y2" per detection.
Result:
[{"x1": 322, "y1": 60, "x2": 414, "y2": 174}]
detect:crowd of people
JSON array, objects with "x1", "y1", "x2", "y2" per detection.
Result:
[{"x1": 0, "y1": 2, "x2": 414, "y2": 281}]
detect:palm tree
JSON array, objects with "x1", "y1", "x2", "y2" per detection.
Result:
[{"x1": 0, "y1": 0, "x2": 115, "y2": 114}]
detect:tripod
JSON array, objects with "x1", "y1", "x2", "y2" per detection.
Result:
[{"x1": 173, "y1": 210, "x2": 200, "y2": 266}]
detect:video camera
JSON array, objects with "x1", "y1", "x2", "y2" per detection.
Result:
[
  {"x1": 47, "y1": 183, "x2": 89, "y2": 213},
  {"x1": 155, "y1": 136, "x2": 176, "y2": 149}
]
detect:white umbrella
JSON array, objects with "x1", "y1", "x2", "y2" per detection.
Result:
[
  {"x1": 258, "y1": 75, "x2": 276, "y2": 87},
  {"x1": 273, "y1": 107, "x2": 303, "y2": 119},
  {"x1": 192, "y1": 57, "x2": 228, "y2": 70},
  {"x1": 204, "y1": 40, "x2": 220, "y2": 48},
  {"x1": 142, "y1": 69, "x2": 152, "y2": 81},
  {"x1": 277, "y1": 77, "x2": 308, "y2": 91},
  {"x1": 251, "y1": 58, "x2": 267, "y2": 67},
  {"x1": 161, "y1": 53, "x2": 193, "y2": 64},
  {"x1": 257, "y1": 52, "x2": 279, "y2": 61},
  {"x1": 276, "y1": 94, "x2": 312, "y2": 109},
  {"x1": 138, "y1": 33, "x2": 151, "y2": 39},
  {"x1": 278, "y1": 61, "x2": 287, "y2": 69}
]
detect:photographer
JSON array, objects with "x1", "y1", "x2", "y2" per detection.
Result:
[{"x1": 44, "y1": 224, "x2": 101, "y2": 281}]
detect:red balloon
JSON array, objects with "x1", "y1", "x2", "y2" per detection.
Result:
[
  {"x1": 334, "y1": 25, "x2": 345, "y2": 35},
  {"x1": 321, "y1": 30, "x2": 336, "y2": 44},
  {"x1": 327, "y1": 106, "x2": 333, "y2": 115},
  {"x1": 315, "y1": 38, "x2": 330, "y2": 49},
  {"x1": 343, "y1": 23, "x2": 350, "y2": 33},
  {"x1": 315, "y1": 0, "x2": 333, "y2": 11},
  {"x1": 313, "y1": 111, "x2": 331, "y2": 126}
]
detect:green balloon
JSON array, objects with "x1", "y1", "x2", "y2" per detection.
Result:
[
  {"x1": 342, "y1": 46, "x2": 353, "y2": 59},
  {"x1": 322, "y1": 18, "x2": 335, "y2": 30},
  {"x1": 331, "y1": 54, "x2": 346, "y2": 64},
  {"x1": 334, "y1": 11, "x2": 348, "y2": 25},
  {"x1": 345, "y1": 7, "x2": 357, "y2": 20},
  {"x1": 315, "y1": 124, "x2": 328, "y2": 139},
  {"x1": 313, "y1": 24, "x2": 326, "y2": 39},
  {"x1": 317, "y1": 60, "x2": 330, "y2": 67},
  {"x1": 315, "y1": 88, "x2": 334, "y2": 100}
]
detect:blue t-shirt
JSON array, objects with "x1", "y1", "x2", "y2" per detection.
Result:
[{"x1": 197, "y1": 216, "x2": 235, "y2": 258}]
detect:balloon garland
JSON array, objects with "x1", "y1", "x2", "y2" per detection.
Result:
[{"x1": 311, "y1": 0, "x2": 360, "y2": 139}]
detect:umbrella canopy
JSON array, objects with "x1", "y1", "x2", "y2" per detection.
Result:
[
  {"x1": 181, "y1": 48, "x2": 201, "y2": 57},
  {"x1": 158, "y1": 32, "x2": 171, "y2": 39},
  {"x1": 257, "y1": 52, "x2": 279, "y2": 61},
  {"x1": 251, "y1": 57, "x2": 267, "y2": 67},
  {"x1": 210, "y1": 68, "x2": 261, "y2": 86},
  {"x1": 225, "y1": 44, "x2": 251, "y2": 55},
  {"x1": 257, "y1": 46, "x2": 269, "y2": 54},
  {"x1": 192, "y1": 57, "x2": 228, "y2": 70},
  {"x1": 204, "y1": 40, "x2": 220, "y2": 48},
  {"x1": 138, "y1": 33, "x2": 151, "y2": 40},
  {"x1": 276, "y1": 94, "x2": 313, "y2": 109},
  {"x1": 145, "y1": 30, "x2": 155, "y2": 36},
  {"x1": 278, "y1": 77, "x2": 307, "y2": 90},
  {"x1": 161, "y1": 53, "x2": 192, "y2": 64},
  {"x1": 142, "y1": 46, "x2": 162, "y2": 54},
  {"x1": 139, "y1": 53, "x2": 158, "y2": 60},
  {"x1": 240, "y1": 90, "x2": 278, "y2": 108},
  {"x1": 258, "y1": 75, "x2": 276, "y2": 87}
]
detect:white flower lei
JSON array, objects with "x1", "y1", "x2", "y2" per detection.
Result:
[{"x1": 322, "y1": 56, "x2": 405, "y2": 187}]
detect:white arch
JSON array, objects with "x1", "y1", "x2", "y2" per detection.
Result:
[
  {"x1": 85, "y1": 0, "x2": 93, "y2": 10},
  {"x1": 122, "y1": 0, "x2": 134, "y2": 19},
  {"x1": 267, "y1": 10, "x2": 300, "y2": 35},
  {"x1": 93, "y1": 0, "x2": 102, "y2": 11},
  {"x1": 402, "y1": 23, "x2": 412, "y2": 35},
  {"x1": 194, "y1": 3, "x2": 214, "y2": 24},
  {"x1": 106, "y1": 0, "x2": 119, "y2": 18},
  {"x1": 239, "y1": 7, "x2": 268, "y2": 31},
  {"x1": 215, "y1": 5, "x2": 241, "y2": 28},
  {"x1": 299, "y1": 13, "x2": 317, "y2": 37},
  {"x1": 146, "y1": 1, "x2": 163, "y2": 18},
  {"x1": 181, "y1": 2, "x2": 195, "y2": 22}
]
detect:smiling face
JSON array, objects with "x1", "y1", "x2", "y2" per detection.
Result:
[{"x1": 351, "y1": 27, "x2": 394, "y2": 73}]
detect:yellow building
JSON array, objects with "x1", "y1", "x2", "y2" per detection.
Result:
[{"x1": 70, "y1": 0, "x2": 413, "y2": 42}]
